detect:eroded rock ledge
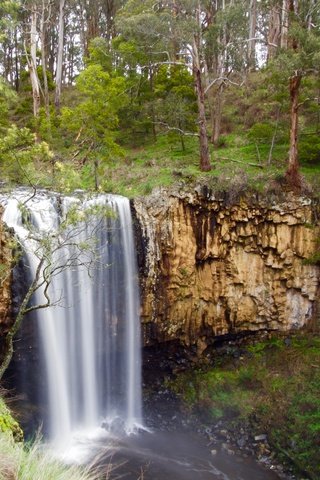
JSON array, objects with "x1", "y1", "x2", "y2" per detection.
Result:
[
  {"x1": 0, "y1": 206, "x2": 12, "y2": 333},
  {"x1": 133, "y1": 187, "x2": 320, "y2": 351}
]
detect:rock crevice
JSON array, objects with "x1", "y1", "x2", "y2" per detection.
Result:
[{"x1": 133, "y1": 189, "x2": 320, "y2": 349}]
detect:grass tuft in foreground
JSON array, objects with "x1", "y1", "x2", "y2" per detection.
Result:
[{"x1": 0, "y1": 432, "x2": 100, "y2": 480}]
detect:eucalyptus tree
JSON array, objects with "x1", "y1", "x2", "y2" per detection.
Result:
[
  {"x1": 268, "y1": 0, "x2": 320, "y2": 187},
  {"x1": 204, "y1": 0, "x2": 249, "y2": 145},
  {"x1": 54, "y1": 0, "x2": 66, "y2": 111},
  {"x1": 61, "y1": 64, "x2": 128, "y2": 190},
  {"x1": 117, "y1": 0, "x2": 212, "y2": 171},
  {"x1": 0, "y1": 0, "x2": 21, "y2": 89},
  {"x1": 154, "y1": 64, "x2": 198, "y2": 151}
]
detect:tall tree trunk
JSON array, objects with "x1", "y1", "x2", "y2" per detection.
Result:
[
  {"x1": 48, "y1": 24, "x2": 55, "y2": 76},
  {"x1": 105, "y1": 0, "x2": 116, "y2": 43},
  {"x1": 248, "y1": 0, "x2": 257, "y2": 70},
  {"x1": 286, "y1": 73, "x2": 301, "y2": 186},
  {"x1": 149, "y1": 64, "x2": 157, "y2": 141},
  {"x1": 285, "y1": 0, "x2": 301, "y2": 188},
  {"x1": 280, "y1": 0, "x2": 289, "y2": 49},
  {"x1": 212, "y1": 83, "x2": 224, "y2": 145},
  {"x1": 55, "y1": 0, "x2": 66, "y2": 112},
  {"x1": 192, "y1": 32, "x2": 211, "y2": 171},
  {"x1": 267, "y1": 6, "x2": 281, "y2": 61},
  {"x1": 40, "y1": 0, "x2": 50, "y2": 122},
  {"x1": 87, "y1": 0, "x2": 99, "y2": 46},
  {"x1": 29, "y1": 8, "x2": 41, "y2": 118},
  {"x1": 14, "y1": 27, "x2": 20, "y2": 91}
]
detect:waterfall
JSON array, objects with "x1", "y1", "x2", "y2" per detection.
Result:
[{"x1": 1, "y1": 190, "x2": 142, "y2": 446}]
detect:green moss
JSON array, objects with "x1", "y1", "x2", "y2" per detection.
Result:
[
  {"x1": 169, "y1": 334, "x2": 320, "y2": 479},
  {"x1": 0, "y1": 399, "x2": 23, "y2": 442},
  {"x1": 303, "y1": 252, "x2": 320, "y2": 266}
]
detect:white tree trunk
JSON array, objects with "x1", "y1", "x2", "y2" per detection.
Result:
[
  {"x1": 280, "y1": 0, "x2": 289, "y2": 49},
  {"x1": 55, "y1": 0, "x2": 66, "y2": 111},
  {"x1": 267, "y1": 5, "x2": 281, "y2": 61},
  {"x1": 40, "y1": 0, "x2": 50, "y2": 119},
  {"x1": 248, "y1": 0, "x2": 257, "y2": 69},
  {"x1": 30, "y1": 8, "x2": 40, "y2": 117}
]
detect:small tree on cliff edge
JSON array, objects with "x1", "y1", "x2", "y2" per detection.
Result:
[
  {"x1": 0, "y1": 198, "x2": 110, "y2": 381},
  {"x1": 269, "y1": 0, "x2": 320, "y2": 189}
]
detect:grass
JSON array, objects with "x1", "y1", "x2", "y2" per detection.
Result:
[
  {"x1": 0, "y1": 433, "x2": 99, "y2": 480},
  {"x1": 169, "y1": 333, "x2": 320, "y2": 479},
  {"x1": 0, "y1": 396, "x2": 100, "y2": 480},
  {"x1": 5, "y1": 129, "x2": 320, "y2": 198},
  {"x1": 98, "y1": 133, "x2": 320, "y2": 198}
]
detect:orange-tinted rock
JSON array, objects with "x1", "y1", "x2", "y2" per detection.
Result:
[
  {"x1": 134, "y1": 189, "x2": 320, "y2": 350},
  {"x1": 0, "y1": 206, "x2": 12, "y2": 332}
]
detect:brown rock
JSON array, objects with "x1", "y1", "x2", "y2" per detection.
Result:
[{"x1": 134, "y1": 188, "x2": 320, "y2": 347}]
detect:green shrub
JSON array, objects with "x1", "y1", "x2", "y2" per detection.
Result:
[{"x1": 299, "y1": 134, "x2": 320, "y2": 165}]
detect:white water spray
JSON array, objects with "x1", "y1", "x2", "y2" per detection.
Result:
[{"x1": 1, "y1": 190, "x2": 142, "y2": 447}]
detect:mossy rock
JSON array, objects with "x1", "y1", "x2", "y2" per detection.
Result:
[{"x1": 0, "y1": 399, "x2": 23, "y2": 442}]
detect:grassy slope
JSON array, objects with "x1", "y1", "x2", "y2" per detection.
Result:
[
  {"x1": 169, "y1": 333, "x2": 320, "y2": 479},
  {"x1": 98, "y1": 134, "x2": 320, "y2": 198}
]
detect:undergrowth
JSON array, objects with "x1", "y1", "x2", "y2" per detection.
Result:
[
  {"x1": 0, "y1": 396, "x2": 99, "y2": 480},
  {"x1": 0, "y1": 433, "x2": 99, "y2": 480},
  {"x1": 6, "y1": 133, "x2": 320, "y2": 198},
  {"x1": 169, "y1": 334, "x2": 320, "y2": 479}
]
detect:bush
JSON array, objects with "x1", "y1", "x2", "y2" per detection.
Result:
[
  {"x1": 299, "y1": 134, "x2": 320, "y2": 165},
  {"x1": 247, "y1": 122, "x2": 274, "y2": 144}
]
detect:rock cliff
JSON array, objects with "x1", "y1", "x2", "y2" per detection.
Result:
[
  {"x1": 133, "y1": 188, "x2": 320, "y2": 351},
  {"x1": 0, "y1": 189, "x2": 319, "y2": 353},
  {"x1": 0, "y1": 206, "x2": 12, "y2": 333}
]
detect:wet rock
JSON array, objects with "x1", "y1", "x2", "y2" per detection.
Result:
[
  {"x1": 254, "y1": 434, "x2": 268, "y2": 442},
  {"x1": 221, "y1": 443, "x2": 235, "y2": 455},
  {"x1": 236, "y1": 436, "x2": 248, "y2": 448}
]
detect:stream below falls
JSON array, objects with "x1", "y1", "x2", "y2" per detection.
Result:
[{"x1": 89, "y1": 428, "x2": 283, "y2": 480}]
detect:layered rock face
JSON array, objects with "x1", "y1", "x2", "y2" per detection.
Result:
[
  {"x1": 134, "y1": 188, "x2": 320, "y2": 350},
  {"x1": 0, "y1": 190, "x2": 319, "y2": 353},
  {"x1": 0, "y1": 207, "x2": 12, "y2": 332}
]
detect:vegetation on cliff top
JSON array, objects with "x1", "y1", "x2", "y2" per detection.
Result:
[
  {"x1": 169, "y1": 333, "x2": 320, "y2": 479},
  {"x1": 0, "y1": 1, "x2": 319, "y2": 194}
]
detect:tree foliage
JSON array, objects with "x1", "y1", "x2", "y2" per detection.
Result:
[{"x1": 0, "y1": 0, "x2": 319, "y2": 187}]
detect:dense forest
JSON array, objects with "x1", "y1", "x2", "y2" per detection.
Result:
[{"x1": 0, "y1": 0, "x2": 319, "y2": 194}]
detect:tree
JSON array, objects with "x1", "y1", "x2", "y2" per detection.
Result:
[
  {"x1": 117, "y1": 0, "x2": 212, "y2": 170},
  {"x1": 0, "y1": 197, "x2": 110, "y2": 381},
  {"x1": 61, "y1": 64, "x2": 128, "y2": 190},
  {"x1": 0, "y1": 125, "x2": 52, "y2": 184},
  {"x1": 269, "y1": 0, "x2": 320, "y2": 187},
  {"x1": 0, "y1": 0, "x2": 21, "y2": 90},
  {"x1": 0, "y1": 78, "x2": 17, "y2": 131},
  {"x1": 203, "y1": 1, "x2": 248, "y2": 146},
  {"x1": 154, "y1": 64, "x2": 197, "y2": 151},
  {"x1": 54, "y1": 0, "x2": 66, "y2": 112},
  {"x1": 27, "y1": 3, "x2": 41, "y2": 118}
]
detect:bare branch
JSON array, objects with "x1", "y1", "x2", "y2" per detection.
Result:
[
  {"x1": 205, "y1": 77, "x2": 245, "y2": 95},
  {"x1": 154, "y1": 121, "x2": 198, "y2": 137},
  {"x1": 218, "y1": 157, "x2": 264, "y2": 169}
]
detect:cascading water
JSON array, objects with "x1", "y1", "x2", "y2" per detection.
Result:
[{"x1": 1, "y1": 190, "x2": 142, "y2": 448}]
